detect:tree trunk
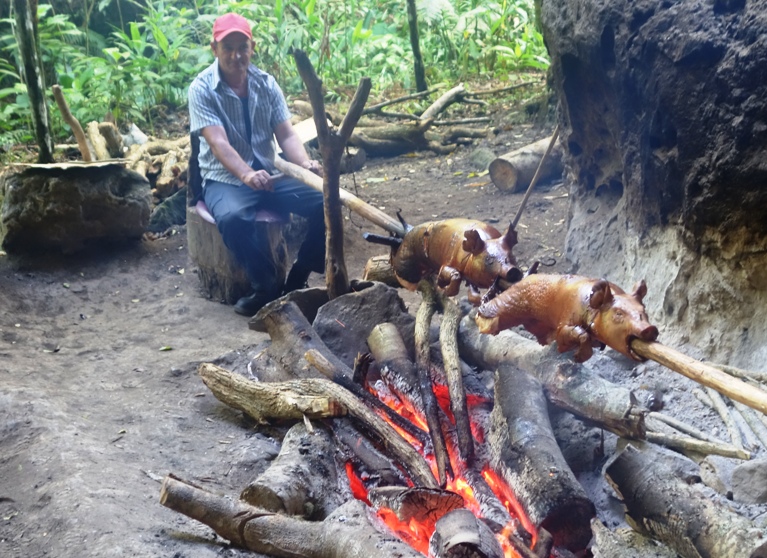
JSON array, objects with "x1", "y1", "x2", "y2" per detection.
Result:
[
  {"x1": 406, "y1": 0, "x2": 428, "y2": 92},
  {"x1": 13, "y1": 0, "x2": 53, "y2": 163}
]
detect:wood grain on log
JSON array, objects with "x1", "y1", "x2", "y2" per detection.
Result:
[
  {"x1": 86, "y1": 121, "x2": 110, "y2": 161},
  {"x1": 429, "y1": 508, "x2": 504, "y2": 558},
  {"x1": 97, "y1": 122, "x2": 124, "y2": 158},
  {"x1": 363, "y1": 255, "x2": 400, "y2": 286},
  {"x1": 605, "y1": 444, "x2": 767, "y2": 558}
]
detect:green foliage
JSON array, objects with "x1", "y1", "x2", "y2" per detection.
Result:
[{"x1": 0, "y1": 0, "x2": 549, "y2": 148}]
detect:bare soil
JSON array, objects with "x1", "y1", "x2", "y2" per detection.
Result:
[{"x1": 0, "y1": 120, "x2": 571, "y2": 557}]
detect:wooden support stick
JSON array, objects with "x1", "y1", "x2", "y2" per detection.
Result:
[
  {"x1": 52, "y1": 85, "x2": 91, "y2": 161},
  {"x1": 703, "y1": 386, "x2": 744, "y2": 449},
  {"x1": 512, "y1": 124, "x2": 560, "y2": 228},
  {"x1": 648, "y1": 412, "x2": 726, "y2": 445},
  {"x1": 632, "y1": 339, "x2": 767, "y2": 416}
]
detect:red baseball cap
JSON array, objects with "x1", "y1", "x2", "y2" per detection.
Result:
[{"x1": 212, "y1": 13, "x2": 252, "y2": 43}]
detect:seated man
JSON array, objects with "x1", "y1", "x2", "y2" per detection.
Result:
[{"x1": 188, "y1": 12, "x2": 325, "y2": 316}]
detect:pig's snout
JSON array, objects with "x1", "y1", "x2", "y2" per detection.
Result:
[{"x1": 639, "y1": 325, "x2": 659, "y2": 342}]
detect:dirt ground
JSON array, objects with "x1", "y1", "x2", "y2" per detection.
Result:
[{"x1": 0, "y1": 115, "x2": 589, "y2": 558}]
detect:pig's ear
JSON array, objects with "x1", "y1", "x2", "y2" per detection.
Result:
[
  {"x1": 589, "y1": 279, "x2": 613, "y2": 309},
  {"x1": 632, "y1": 280, "x2": 648, "y2": 302},
  {"x1": 463, "y1": 230, "x2": 486, "y2": 255},
  {"x1": 502, "y1": 222, "x2": 518, "y2": 251}
]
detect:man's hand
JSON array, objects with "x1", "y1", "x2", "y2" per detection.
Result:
[
  {"x1": 241, "y1": 169, "x2": 275, "y2": 191},
  {"x1": 301, "y1": 159, "x2": 324, "y2": 177}
]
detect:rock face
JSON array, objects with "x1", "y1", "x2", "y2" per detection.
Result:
[
  {"x1": 1, "y1": 164, "x2": 151, "y2": 253},
  {"x1": 541, "y1": 0, "x2": 767, "y2": 368}
]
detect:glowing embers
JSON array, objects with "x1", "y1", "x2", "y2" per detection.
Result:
[{"x1": 346, "y1": 375, "x2": 538, "y2": 558}]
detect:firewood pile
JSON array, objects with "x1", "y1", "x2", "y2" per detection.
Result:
[{"x1": 159, "y1": 280, "x2": 767, "y2": 558}]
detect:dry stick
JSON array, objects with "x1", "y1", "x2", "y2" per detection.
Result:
[
  {"x1": 362, "y1": 86, "x2": 441, "y2": 114},
  {"x1": 632, "y1": 339, "x2": 767, "y2": 416},
  {"x1": 703, "y1": 386, "x2": 744, "y2": 450},
  {"x1": 438, "y1": 294, "x2": 474, "y2": 465},
  {"x1": 420, "y1": 83, "x2": 467, "y2": 121},
  {"x1": 644, "y1": 431, "x2": 750, "y2": 460},
  {"x1": 732, "y1": 400, "x2": 767, "y2": 450},
  {"x1": 416, "y1": 281, "x2": 451, "y2": 487},
  {"x1": 710, "y1": 362, "x2": 767, "y2": 385},
  {"x1": 512, "y1": 124, "x2": 561, "y2": 229},
  {"x1": 466, "y1": 81, "x2": 540, "y2": 98},
  {"x1": 51, "y1": 85, "x2": 91, "y2": 161},
  {"x1": 648, "y1": 411, "x2": 728, "y2": 445},
  {"x1": 274, "y1": 157, "x2": 406, "y2": 237}
]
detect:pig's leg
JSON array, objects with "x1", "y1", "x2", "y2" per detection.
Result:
[
  {"x1": 437, "y1": 266, "x2": 462, "y2": 297},
  {"x1": 467, "y1": 283, "x2": 482, "y2": 306},
  {"x1": 556, "y1": 325, "x2": 593, "y2": 362}
]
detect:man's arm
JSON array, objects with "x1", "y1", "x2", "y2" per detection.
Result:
[
  {"x1": 201, "y1": 125, "x2": 274, "y2": 191},
  {"x1": 274, "y1": 120, "x2": 323, "y2": 176}
]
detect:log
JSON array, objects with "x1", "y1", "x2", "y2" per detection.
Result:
[
  {"x1": 153, "y1": 149, "x2": 181, "y2": 198},
  {"x1": 51, "y1": 85, "x2": 91, "y2": 161},
  {"x1": 367, "y1": 323, "x2": 423, "y2": 417},
  {"x1": 198, "y1": 362, "x2": 347, "y2": 424},
  {"x1": 240, "y1": 422, "x2": 348, "y2": 518},
  {"x1": 160, "y1": 476, "x2": 423, "y2": 558},
  {"x1": 368, "y1": 485, "x2": 464, "y2": 536},
  {"x1": 605, "y1": 444, "x2": 767, "y2": 558},
  {"x1": 590, "y1": 519, "x2": 677, "y2": 558},
  {"x1": 632, "y1": 339, "x2": 767, "y2": 416},
  {"x1": 429, "y1": 509, "x2": 504, "y2": 558},
  {"x1": 489, "y1": 135, "x2": 564, "y2": 193},
  {"x1": 97, "y1": 122, "x2": 124, "y2": 158},
  {"x1": 458, "y1": 319, "x2": 646, "y2": 439},
  {"x1": 416, "y1": 281, "x2": 451, "y2": 486},
  {"x1": 186, "y1": 205, "x2": 288, "y2": 304},
  {"x1": 330, "y1": 419, "x2": 409, "y2": 487},
  {"x1": 489, "y1": 364, "x2": 595, "y2": 552},
  {"x1": 363, "y1": 255, "x2": 400, "y2": 287},
  {"x1": 86, "y1": 121, "x2": 110, "y2": 160}
]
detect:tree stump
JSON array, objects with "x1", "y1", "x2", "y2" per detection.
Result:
[{"x1": 186, "y1": 205, "x2": 288, "y2": 304}]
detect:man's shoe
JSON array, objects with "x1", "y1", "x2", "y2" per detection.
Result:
[
  {"x1": 282, "y1": 264, "x2": 311, "y2": 295},
  {"x1": 234, "y1": 291, "x2": 275, "y2": 316}
]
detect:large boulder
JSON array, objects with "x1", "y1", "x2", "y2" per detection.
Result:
[
  {"x1": 541, "y1": 0, "x2": 767, "y2": 368},
  {"x1": 1, "y1": 164, "x2": 151, "y2": 254}
]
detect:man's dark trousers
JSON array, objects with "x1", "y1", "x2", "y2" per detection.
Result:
[{"x1": 202, "y1": 177, "x2": 325, "y2": 297}]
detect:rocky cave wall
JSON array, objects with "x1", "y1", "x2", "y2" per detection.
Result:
[{"x1": 541, "y1": 0, "x2": 767, "y2": 369}]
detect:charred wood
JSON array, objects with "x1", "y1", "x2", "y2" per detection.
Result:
[
  {"x1": 368, "y1": 486, "x2": 463, "y2": 534},
  {"x1": 367, "y1": 322, "x2": 423, "y2": 414},
  {"x1": 240, "y1": 422, "x2": 348, "y2": 518},
  {"x1": 590, "y1": 519, "x2": 677, "y2": 558},
  {"x1": 605, "y1": 444, "x2": 767, "y2": 558},
  {"x1": 429, "y1": 508, "x2": 504, "y2": 558},
  {"x1": 160, "y1": 476, "x2": 423, "y2": 558},
  {"x1": 489, "y1": 364, "x2": 595, "y2": 552}
]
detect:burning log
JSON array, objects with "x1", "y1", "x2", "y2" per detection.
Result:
[
  {"x1": 489, "y1": 364, "x2": 595, "y2": 552},
  {"x1": 368, "y1": 486, "x2": 464, "y2": 536},
  {"x1": 429, "y1": 509, "x2": 504, "y2": 558},
  {"x1": 200, "y1": 361, "x2": 436, "y2": 489},
  {"x1": 240, "y1": 422, "x2": 348, "y2": 518},
  {"x1": 160, "y1": 476, "x2": 423, "y2": 558},
  {"x1": 458, "y1": 320, "x2": 646, "y2": 439},
  {"x1": 605, "y1": 444, "x2": 767, "y2": 558},
  {"x1": 416, "y1": 281, "x2": 451, "y2": 486},
  {"x1": 367, "y1": 322, "x2": 423, "y2": 415}
]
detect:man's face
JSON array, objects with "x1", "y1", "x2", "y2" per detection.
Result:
[{"x1": 211, "y1": 33, "x2": 253, "y2": 80}]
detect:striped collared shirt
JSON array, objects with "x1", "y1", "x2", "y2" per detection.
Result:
[{"x1": 188, "y1": 59, "x2": 291, "y2": 185}]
